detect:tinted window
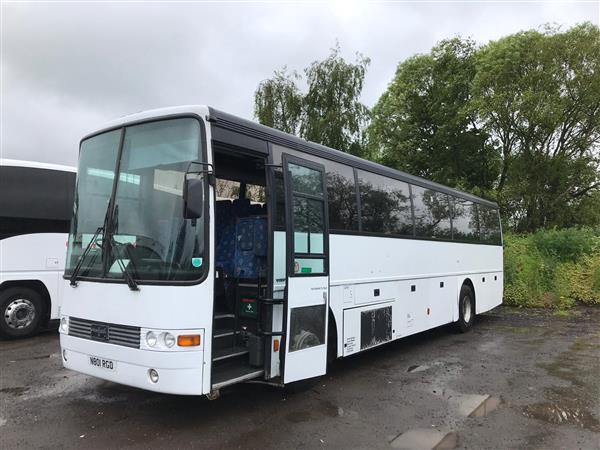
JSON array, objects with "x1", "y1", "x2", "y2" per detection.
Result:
[
  {"x1": 452, "y1": 198, "x2": 479, "y2": 242},
  {"x1": 479, "y1": 206, "x2": 502, "y2": 245},
  {"x1": 293, "y1": 196, "x2": 324, "y2": 255},
  {"x1": 412, "y1": 186, "x2": 452, "y2": 238},
  {"x1": 0, "y1": 166, "x2": 75, "y2": 222},
  {"x1": 288, "y1": 161, "x2": 327, "y2": 276},
  {"x1": 289, "y1": 163, "x2": 323, "y2": 196},
  {"x1": 325, "y1": 161, "x2": 358, "y2": 231},
  {"x1": 358, "y1": 170, "x2": 413, "y2": 235},
  {"x1": 271, "y1": 144, "x2": 358, "y2": 232}
]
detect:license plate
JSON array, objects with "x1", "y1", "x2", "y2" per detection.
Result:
[{"x1": 88, "y1": 356, "x2": 116, "y2": 371}]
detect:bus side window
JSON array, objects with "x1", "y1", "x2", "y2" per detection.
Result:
[
  {"x1": 357, "y1": 170, "x2": 412, "y2": 236},
  {"x1": 451, "y1": 198, "x2": 479, "y2": 242},
  {"x1": 479, "y1": 206, "x2": 502, "y2": 245}
]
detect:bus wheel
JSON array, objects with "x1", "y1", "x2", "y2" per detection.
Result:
[
  {"x1": 0, "y1": 287, "x2": 44, "y2": 339},
  {"x1": 456, "y1": 284, "x2": 475, "y2": 333}
]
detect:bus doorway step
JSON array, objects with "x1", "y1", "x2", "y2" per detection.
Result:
[{"x1": 212, "y1": 361, "x2": 264, "y2": 390}]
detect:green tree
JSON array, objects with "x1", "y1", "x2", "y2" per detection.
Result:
[
  {"x1": 301, "y1": 45, "x2": 371, "y2": 156},
  {"x1": 472, "y1": 23, "x2": 600, "y2": 231},
  {"x1": 254, "y1": 67, "x2": 303, "y2": 135},
  {"x1": 369, "y1": 24, "x2": 600, "y2": 231},
  {"x1": 368, "y1": 38, "x2": 499, "y2": 194},
  {"x1": 254, "y1": 45, "x2": 371, "y2": 156}
]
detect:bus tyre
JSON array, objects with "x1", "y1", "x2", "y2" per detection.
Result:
[
  {"x1": 456, "y1": 284, "x2": 475, "y2": 333},
  {"x1": 0, "y1": 287, "x2": 44, "y2": 339}
]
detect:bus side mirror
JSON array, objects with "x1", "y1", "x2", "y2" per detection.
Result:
[{"x1": 183, "y1": 175, "x2": 204, "y2": 219}]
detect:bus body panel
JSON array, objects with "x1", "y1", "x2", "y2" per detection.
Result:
[
  {"x1": 329, "y1": 234, "x2": 502, "y2": 285},
  {"x1": 0, "y1": 232, "x2": 69, "y2": 320},
  {"x1": 328, "y1": 234, "x2": 503, "y2": 358},
  {"x1": 59, "y1": 280, "x2": 214, "y2": 395},
  {"x1": 60, "y1": 333, "x2": 205, "y2": 395}
]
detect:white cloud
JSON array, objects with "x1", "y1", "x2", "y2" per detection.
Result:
[{"x1": 1, "y1": 1, "x2": 597, "y2": 165}]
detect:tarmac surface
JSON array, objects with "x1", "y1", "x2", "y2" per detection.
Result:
[{"x1": 1, "y1": 306, "x2": 599, "y2": 449}]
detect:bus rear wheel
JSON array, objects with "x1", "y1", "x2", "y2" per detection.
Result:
[
  {"x1": 456, "y1": 284, "x2": 475, "y2": 333},
  {"x1": 0, "y1": 287, "x2": 44, "y2": 339}
]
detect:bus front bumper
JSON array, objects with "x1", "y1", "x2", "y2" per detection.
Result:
[{"x1": 60, "y1": 334, "x2": 206, "y2": 395}]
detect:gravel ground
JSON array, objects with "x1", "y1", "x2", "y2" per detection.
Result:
[{"x1": 1, "y1": 306, "x2": 598, "y2": 449}]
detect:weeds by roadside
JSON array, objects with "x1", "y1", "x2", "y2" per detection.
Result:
[{"x1": 503, "y1": 227, "x2": 600, "y2": 309}]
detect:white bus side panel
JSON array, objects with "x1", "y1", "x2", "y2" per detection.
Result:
[
  {"x1": 0, "y1": 233, "x2": 69, "y2": 320},
  {"x1": 328, "y1": 234, "x2": 503, "y2": 358}
]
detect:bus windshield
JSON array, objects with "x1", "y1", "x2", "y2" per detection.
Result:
[{"x1": 65, "y1": 117, "x2": 206, "y2": 283}]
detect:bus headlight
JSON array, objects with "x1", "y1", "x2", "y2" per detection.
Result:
[
  {"x1": 163, "y1": 332, "x2": 176, "y2": 348},
  {"x1": 60, "y1": 316, "x2": 69, "y2": 333},
  {"x1": 146, "y1": 331, "x2": 158, "y2": 347}
]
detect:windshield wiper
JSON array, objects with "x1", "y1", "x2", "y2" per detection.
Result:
[
  {"x1": 70, "y1": 199, "x2": 114, "y2": 287},
  {"x1": 69, "y1": 226, "x2": 103, "y2": 287},
  {"x1": 110, "y1": 238, "x2": 140, "y2": 291},
  {"x1": 106, "y1": 205, "x2": 139, "y2": 291}
]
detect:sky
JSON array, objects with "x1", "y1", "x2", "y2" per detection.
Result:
[{"x1": 1, "y1": 0, "x2": 598, "y2": 167}]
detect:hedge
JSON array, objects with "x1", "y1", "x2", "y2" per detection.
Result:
[{"x1": 503, "y1": 228, "x2": 600, "y2": 309}]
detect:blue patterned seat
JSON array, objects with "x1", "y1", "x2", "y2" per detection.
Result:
[
  {"x1": 215, "y1": 200, "x2": 236, "y2": 277},
  {"x1": 234, "y1": 216, "x2": 268, "y2": 279}
]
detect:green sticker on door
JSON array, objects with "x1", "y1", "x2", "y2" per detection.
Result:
[{"x1": 191, "y1": 257, "x2": 203, "y2": 268}]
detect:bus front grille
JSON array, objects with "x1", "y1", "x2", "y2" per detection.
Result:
[{"x1": 68, "y1": 317, "x2": 141, "y2": 349}]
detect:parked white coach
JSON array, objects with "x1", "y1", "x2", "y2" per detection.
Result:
[
  {"x1": 0, "y1": 159, "x2": 76, "y2": 338},
  {"x1": 59, "y1": 106, "x2": 502, "y2": 396}
]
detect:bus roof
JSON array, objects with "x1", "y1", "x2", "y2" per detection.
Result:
[{"x1": 0, "y1": 158, "x2": 76, "y2": 173}]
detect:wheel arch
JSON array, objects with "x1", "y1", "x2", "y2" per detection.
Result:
[
  {"x1": 327, "y1": 306, "x2": 339, "y2": 362},
  {"x1": 0, "y1": 279, "x2": 52, "y2": 326},
  {"x1": 460, "y1": 277, "x2": 476, "y2": 312}
]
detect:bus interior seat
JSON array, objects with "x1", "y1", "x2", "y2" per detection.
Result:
[
  {"x1": 214, "y1": 195, "x2": 267, "y2": 313},
  {"x1": 215, "y1": 201, "x2": 236, "y2": 268},
  {"x1": 234, "y1": 216, "x2": 267, "y2": 279}
]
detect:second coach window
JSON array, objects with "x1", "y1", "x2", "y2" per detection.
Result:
[{"x1": 358, "y1": 170, "x2": 413, "y2": 236}]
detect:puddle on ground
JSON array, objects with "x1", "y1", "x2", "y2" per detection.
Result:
[
  {"x1": 0, "y1": 386, "x2": 29, "y2": 396},
  {"x1": 469, "y1": 396, "x2": 501, "y2": 417},
  {"x1": 435, "y1": 432, "x2": 459, "y2": 450},
  {"x1": 389, "y1": 429, "x2": 458, "y2": 450},
  {"x1": 523, "y1": 401, "x2": 600, "y2": 432},
  {"x1": 528, "y1": 334, "x2": 600, "y2": 432},
  {"x1": 407, "y1": 365, "x2": 430, "y2": 373}
]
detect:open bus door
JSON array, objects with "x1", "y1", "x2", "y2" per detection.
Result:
[{"x1": 282, "y1": 154, "x2": 330, "y2": 383}]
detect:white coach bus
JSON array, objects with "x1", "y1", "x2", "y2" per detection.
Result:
[
  {"x1": 59, "y1": 106, "x2": 502, "y2": 396},
  {"x1": 0, "y1": 159, "x2": 76, "y2": 338}
]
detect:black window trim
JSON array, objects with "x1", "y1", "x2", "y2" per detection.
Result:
[
  {"x1": 63, "y1": 113, "x2": 211, "y2": 287},
  {"x1": 282, "y1": 153, "x2": 330, "y2": 278},
  {"x1": 268, "y1": 142, "x2": 502, "y2": 246}
]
